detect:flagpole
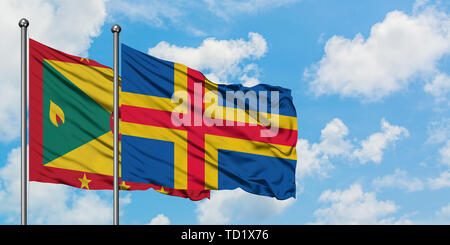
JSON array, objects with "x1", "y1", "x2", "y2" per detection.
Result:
[
  {"x1": 19, "y1": 18, "x2": 29, "y2": 226},
  {"x1": 111, "y1": 24, "x2": 121, "y2": 226}
]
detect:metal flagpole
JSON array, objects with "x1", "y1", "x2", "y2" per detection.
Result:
[
  {"x1": 111, "y1": 24, "x2": 121, "y2": 226},
  {"x1": 19, "y1": 18, "x2": 29, "y2": 226}
]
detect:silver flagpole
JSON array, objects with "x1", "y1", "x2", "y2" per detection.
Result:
[
  {"x1": 111, "y1": 24, "x2": 121, "y2": 226},
  {"x1": 19, "y1": 18, "x2": 29, "y2": 226}
]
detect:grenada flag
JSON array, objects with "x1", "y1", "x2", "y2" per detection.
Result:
[{"x1": 29, "y1": 39, "x2": 209, "y2": 201}]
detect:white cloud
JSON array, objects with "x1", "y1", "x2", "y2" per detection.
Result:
[
  {"x1": 297, "y1": 118, "x2": 408, "y2": 178},
  {"x1": 203, "y1": 0, "x2": 300, "y2": 20},
  {"x1": 436, "y1": 202, "x2": 450, "y2": 217},
  {"x1": 196, "y1": 188, "x2": 295, "y2": 224},
  {"x1": 312, "y1": 184, "x2": 410, "y2": 224},
  {"x1": 148, "y1": 214, "x2": 171, "y2": 225},
  {"x1": 296, "y1": 138, "x2": 333, "y2": 178},
  {"x1": 318, "y1": 118, "x2": 353, "y2": 157},
  {"x1": 438, "y1": 140, "x2": 450, "y2": 166},
  {"x1": 352, "y1": 119, "x2": 409, "y2": 164},
  {"x1": 372, "y1": 169, "x2": 424, "y2": 192},
  {"x1": 0, "y1": 148, "x2": 22, "y2": 219},
  {"x1": 296, "y1": 118, "x2": 351, "y2": 178},
  {"x1": 424, "y1": 72, "x2": 450, "y2": 99},
  {"x1": 239, "y1": 63, "x2": 261, "y2": 87},
  {"x1": 0, "y1": 147, "x2": 125, "y2": 224},
  {"x1": 426, "y1": 139, "x2": 450, "y2": 189},
  {"x1": 42, "y1": 189, "x2": 112, "y2": 225},
  {"x1": 428, "y1": 170, "x2": 450, "y2": 190},
  {"x1": 413, "y1": 0, "x2": 431, "y2": 13},
  {"x1": 305, "y1": 6, "x2": 450, "y2": 101},
  {"x1": 0, "y1": 0, "x2": 108, "y2": 142},
  {"x1": 148, "y1": 32, "x2": 267, "y2": 84},
  {"x1": 427, "y1": 118, "x2": 450, "y2": 144},
  {"x1": 8, "y1": 0, "x2": 107, "y2": 56},
  {"x1": 376, "y1": 214, "x2": 415, "y2": 225},
  {"x1": 240, "y1": 75, "x2": 261, "y2": 87}
]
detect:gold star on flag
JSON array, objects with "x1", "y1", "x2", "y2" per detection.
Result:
[
  {"x1": 78, "y1": 173, "x2": 92, "y2": 189},
  {"x1": 80, "y1": 57, "x2": 89, "y2": 63},
  {"x1": 156, "y1": 186, "x2": 169, "y2": 194},
  {"x1": 119, "y1": 181, "x2": 130, "y2": 190}
]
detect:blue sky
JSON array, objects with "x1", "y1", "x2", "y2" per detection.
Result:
[{"x1": 1, "y1": 0, "x2": 450, "y2": 225}]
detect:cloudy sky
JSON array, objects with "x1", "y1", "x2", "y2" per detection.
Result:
[{"x1": 1, "y1": 0, "x2": 450, "y2": 225}]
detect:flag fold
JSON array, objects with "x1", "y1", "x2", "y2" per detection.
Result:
[{"x1": 120, "y1": 44, "x2": 298, "y2": 200}]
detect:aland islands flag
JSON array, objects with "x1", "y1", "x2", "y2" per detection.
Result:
[{"x1": 121, "y1": 44, "x2": 298, "y2": 200}]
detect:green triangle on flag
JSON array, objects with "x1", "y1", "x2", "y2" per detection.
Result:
[{"x1": 42, "y1": 60, "x2": 111, "y2": 165}]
